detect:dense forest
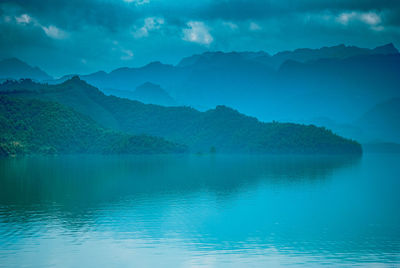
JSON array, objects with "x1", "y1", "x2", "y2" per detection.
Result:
[
  {"x1": 0, "y1": 96, "x2": 187, "y2": 156},
  {"x1": 0, "y1": 78, "x2": 362, "y2": 154}
]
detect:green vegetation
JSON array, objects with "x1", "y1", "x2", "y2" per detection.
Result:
[
  {"x1": 0, "y1": 96, "x2": 187, "y2": 156},
  {"x1": 0, "y1": 78, "x2": 362, "y2": 154}
]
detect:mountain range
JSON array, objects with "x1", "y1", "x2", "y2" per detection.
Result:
[
  {"x1": 46, "y1": 43, "x2": 398, "y2": 125},
  {"x1": 1, "y1": 43, "x2": 398, "y2": 145},
  {"x1": 0, "y1": 77, "x2": 361, "y2": 154},
  {"x1": 178, "y1": 43, "x2": 398, "y2": 69}
]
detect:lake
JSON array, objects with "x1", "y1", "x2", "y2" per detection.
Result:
[{"x1": 0, "y1": 154, "x2": 399, "y2": 267}]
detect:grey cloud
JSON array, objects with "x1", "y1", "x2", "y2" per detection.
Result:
[{"x1": 0, "y1": 0, "x2": 399, "y2": 76}]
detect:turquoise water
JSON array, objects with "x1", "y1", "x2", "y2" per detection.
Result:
[{"x1": 0, "y1": 154, "x2": 399, "y2": 267}]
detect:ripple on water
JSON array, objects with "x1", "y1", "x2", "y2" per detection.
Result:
[{"x1": 0, "y1": 154, "x2": 399, "y2": 267}]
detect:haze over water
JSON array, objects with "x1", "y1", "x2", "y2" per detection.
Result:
[{"x1": 0, "y1": 153, "x2": 399, "y2": 267}]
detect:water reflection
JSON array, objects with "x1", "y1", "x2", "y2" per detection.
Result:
[
  {"x1": 0, "y1": 154, "x2": 399, "y2": 267},
  {"x1": 0, "y1": 155, "x2": 360, "y2": 205}
]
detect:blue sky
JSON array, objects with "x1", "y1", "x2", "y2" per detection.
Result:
[{"x1": 1, "y1": 0, "x2": 399, "y2": 77}]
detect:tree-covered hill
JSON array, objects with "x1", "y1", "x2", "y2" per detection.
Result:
[
  {"x1": 0, "y1": 78, "x2": 362, "y2": 154},
  {"x1": 0, "y1": 96, "x2": 187, "y2": 156}
]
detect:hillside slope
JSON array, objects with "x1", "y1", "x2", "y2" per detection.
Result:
[
  {"x1": 0, "y1": 58, "x2": 52, "y2": 81},
  {"x1": 0, "y1": 96, "x2": 187, "y2": 156},
  {"x1": 0, "y1": 78, "x2": 362, "y2": 154}
]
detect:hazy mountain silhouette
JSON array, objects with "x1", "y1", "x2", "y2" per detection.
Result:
[
  {"x1": 62, "y1": 44, "x2": 398, "y2": 123},
  {"x1": 0, "y1": 58, "x2": 52, "y2": 81},
  {"x1": 355, "y1": 98, "x2": 400, "y2": 143},
  {"x1": 277, "y1": 53, "x2": 400, "y2": 122},
  {"x1": 132, "y1": 82, "x2": 176, "y2": 106},
  {"x1": 305, "y1": 98, "x2": 400, "y2": 145},
  {"x1": 178, "y1": 43, "x2": 398, "y2": 69},
  {"x1": 101, "y1": 82, "x2": 176, "y2": 106},
  {"x1": 267, "y1": 43, "x2": 398, "y2": 69},
  {"x1": 4, "y1": 43, "x2": 399, "y2": 145},
  {"x1": 0, "y1": 77, "x2": 361, "y2": 154}
]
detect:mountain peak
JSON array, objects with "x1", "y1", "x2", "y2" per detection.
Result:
[
  {"x1": 69, "y1": 75, "x2": 82, "y2": 83},
  {"x1": 138, "y1": 81, "x2": 160, "y2": 89},
  {"x1": 91, "y1": 70, "x2": 107, "y2": 76},
  {"x1": 212, "y1": 105, "x2": 242, "y2": 115},
  {"x1": 135, "y1": 82, "x2": 166, "y2": 93},
  {"x1": 134, "y1": 82, "x2": 176, "y2": 106},
  {"x1": 145, "y1": 61, "x2": 166, "y2": 68},
  {"x1": 373, "y1": 43, "x2": 399, "y2": 55},
  {"x1": 62, "y1": 76, "x2": 89, "y2": 87},
  {"x1": 141, "y1": 61, "x2": 173, "y2": 71},
  {"x1": 2, "y1": 57, "x2": 25, "y2": 65}
]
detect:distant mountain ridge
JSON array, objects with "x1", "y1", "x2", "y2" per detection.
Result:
[
  {"x1": 178, "y1": 43, "x2": 398, "y2": 69},
  {"x1": 0, "y1": 58, "x2": 52, "y2": 81},
  {"x1": 101, "y1": 82, "x2": 176, "y2": 106},
  {"x1": 271, "y1": 43, "x2": 398, "y2": 67},
  {"x1": 2, "y1": 43, "x2": 399, "y2": 145},
  {"x1": 3, "y1": 43, "x2": 397, "y2": 84},
  {"x1": 132, "y1": 82, "x2": 176, "y2": 106},
  {"x1": 66, "y1": 43, "x2": 399, "y2": 125},
  {"x1": 355, "y1": 98, "x2": 400, "y2": 143},
  {"x1": 304, "y1": 97, "x2": 400, "y2": 145},
  {"x1": 0, "y1": 77, "x2": 362, "y2": 154}
]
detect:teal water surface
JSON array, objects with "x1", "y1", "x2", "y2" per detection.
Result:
[{"x1": 0, "y1": 154, "x2": 399, "y2": 267}]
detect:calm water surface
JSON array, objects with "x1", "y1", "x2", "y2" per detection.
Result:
[{"x1": 0, "y1": 154, "x2": 399, "y2": 267}]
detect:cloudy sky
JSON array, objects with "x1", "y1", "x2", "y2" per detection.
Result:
[{"x1": 1, "y1": 0, "x2": 399, "y2": 77}]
